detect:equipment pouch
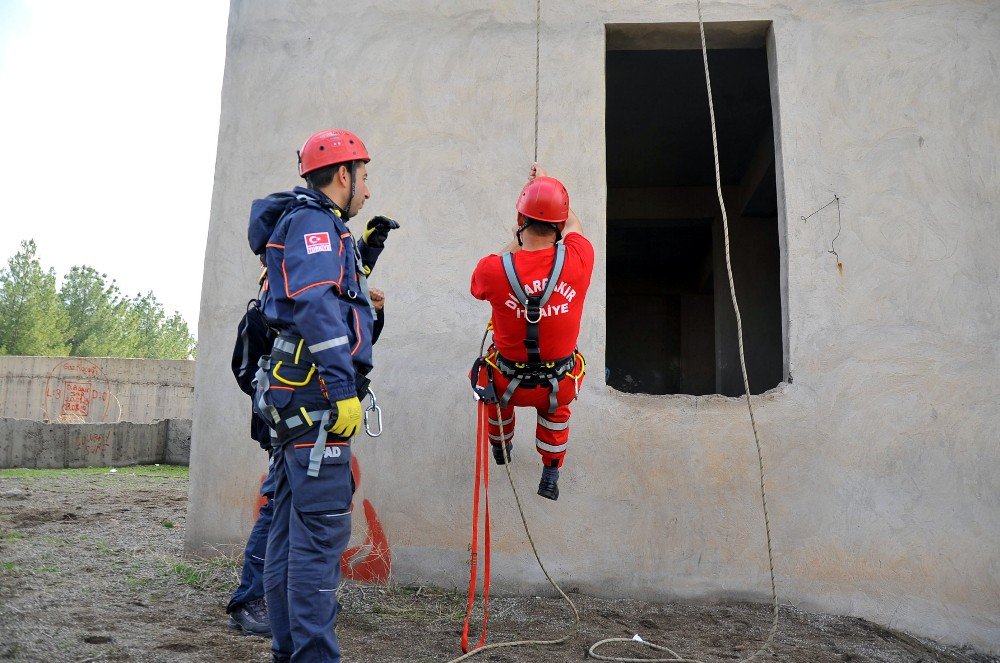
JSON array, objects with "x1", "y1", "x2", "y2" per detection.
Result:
[
  {"x1": 469, "y1": 357, "x2": 498, "y2": 404},
  {"x1": 287, "y1": 442, "x2": 354, "y2": 514}
]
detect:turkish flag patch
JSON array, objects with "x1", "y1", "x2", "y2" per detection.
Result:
[{"x1": 304, "y1": 232, "x2": 332, "y2": 254}]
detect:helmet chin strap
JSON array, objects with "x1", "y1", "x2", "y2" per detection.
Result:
[
  {"x1": 516, "y1": 217, "x2": 561, "y2": 247},
  {"x1": 346, "y1": 160, "x2": 358, "y2": 218},
  {"x1": 516, "y1": 219, "x2": 532, "y2": 247}
]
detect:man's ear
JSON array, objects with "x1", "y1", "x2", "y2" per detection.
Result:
[{"x1": 336, "y1": 164, "x2": 349, "y2": 186}]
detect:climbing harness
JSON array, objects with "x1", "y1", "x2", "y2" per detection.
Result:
[
  {"x1": 494, "y1": 241, "x2": 578, "y2": 413},
  {"x1": 451, "y1": 0, "x2": 780, "y2": 662},
  {"x1": 254, "y1": 334, "x2": 386, "y2": 478}
]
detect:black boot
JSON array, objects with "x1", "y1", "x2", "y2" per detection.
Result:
[
  {"x1": 537, "y1": 465, "x2": 559, "y2": 501},
  {"x1": 492, "y1": 441, "x2": 513, "y2": 465},
  {"x1": 228, "y1": 596, "x2": 271, "y2": 636}
]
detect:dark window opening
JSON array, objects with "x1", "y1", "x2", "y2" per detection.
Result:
[{"x1": 605, "y1": 22, "x2": 784, "y2": 396}]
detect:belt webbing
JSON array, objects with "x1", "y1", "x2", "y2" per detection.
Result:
[
  {"x1": 307, "y1": 410, "x2": 334, "y2": 477},
  {"x1": 501, "y1": 242, "x2": 566, "y2": 364},
  {"x1": 461, "y1": 400, "x2": 492, "y2": 653}
]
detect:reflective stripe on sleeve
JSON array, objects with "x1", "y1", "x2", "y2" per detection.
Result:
[
  {"x1": 488, "y1": 416, "x2": 514, "y2": 427},
  {"x1": 308, "y1": 336, "x2": 349, "y2": 353}
]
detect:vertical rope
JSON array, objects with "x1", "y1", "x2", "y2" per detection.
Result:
[
  {"x1": 695, "y1": 0, "x2": 780, "y2": 658},
  {"x1": 533, "y1": 0, "x2": 541, "y2": 162},
  {"x1": 590, "y1": 2, "x2": 781, "y2": 660}
]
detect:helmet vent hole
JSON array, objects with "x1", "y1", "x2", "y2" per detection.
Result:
[{"x1": 318, "y1": 146, "x2": 325, "y2": 150}]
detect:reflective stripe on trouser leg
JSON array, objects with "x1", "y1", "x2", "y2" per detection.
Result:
[
  {"x1": 535, "y1": 406, "x2": 571, "y2": 468},
  {"x1": 487, "y1": 404, "x2": 516, "y2": 448}
]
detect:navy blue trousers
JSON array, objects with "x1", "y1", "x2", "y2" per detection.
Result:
[
  {"x1": 227, "y1": 459, "x2": 277, "y2": 613},
  {"x1": 264, "y1": 439, "x2": 353, "y2": 662}
]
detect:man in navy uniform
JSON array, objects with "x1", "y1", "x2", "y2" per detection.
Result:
[{"x1": 247, "y1": 128, "x2": 398, "y2": 662}]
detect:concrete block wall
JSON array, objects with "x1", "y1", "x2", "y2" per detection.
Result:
[
  {"x1": 0, "y1": 356, "x2": 194, "y2": 423},
  {"x1": 188, "y1": 0, "x2": 1000, "y2": 654},
  {"x1": 0, "y1": 419, "x2": 192, "y2": 469}
]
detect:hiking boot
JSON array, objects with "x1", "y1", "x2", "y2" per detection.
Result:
[
  {"x1": 537, "y1": 469, "x2": 559, "y2": 501},
  {"x1": 492, "y1": 441, "x2": 513, "y2": 465},
  {"x1": 228, "y1": 596, "x2": 271, "y2": 637}
]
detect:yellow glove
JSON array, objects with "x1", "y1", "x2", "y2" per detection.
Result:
[{"x1": 329, "y1": 397, "x2": 362, "y2": 438}]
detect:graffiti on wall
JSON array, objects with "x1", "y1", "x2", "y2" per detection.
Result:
[
  {"x1": 73, "y1": 431, "x2": 113, "y2": 455},
  {"x1": 43, "y1": 359, "x2": 122, "y2": 423}
]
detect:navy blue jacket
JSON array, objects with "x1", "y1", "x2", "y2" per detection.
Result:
[{"x1": 248, "y1": 187, "x2": 378, "y2": 402}]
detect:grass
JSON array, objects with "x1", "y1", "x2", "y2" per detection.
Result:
[
  {"x1": 172, "y1": 562, "x2": 209, "y2": 588},
  {"x1": 0, "y1": 465, "x2": 189, "y2": 479},
  {"x1": 161, "y1": 520, "x2": 175, "y2": 528},
  {"x1": 0, "y1": 531, "x2": 25, "y2": 542},
  {"x1": 1, "y1": 562, "x2": 18, "y2": 572}
]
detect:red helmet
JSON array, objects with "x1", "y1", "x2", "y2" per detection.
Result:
[
  {"x1": 516, "y1": 176, "x2": 569, "y2": 224},
  {"x1": 298, "y1": 128, "x2": 370, "y2": 177}
]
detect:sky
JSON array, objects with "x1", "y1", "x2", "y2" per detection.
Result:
[{"x1": 0, "y1": 0, "x2": 229, "y2": 333}]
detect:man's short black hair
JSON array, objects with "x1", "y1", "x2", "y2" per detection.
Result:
[
  {"x1": 305, "y1": 162, "x2": 349, "y2": 190},
  {"x1": 521, "y1": 215, "x2": 559, "y2": 237}
]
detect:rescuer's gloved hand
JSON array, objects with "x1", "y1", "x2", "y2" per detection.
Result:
[
  {"x1": 328, "y1": 396, "x2": 363, "y2": 438},
  {"x1": 362, "y1": 216, "x2": 401, "y2": 248}
]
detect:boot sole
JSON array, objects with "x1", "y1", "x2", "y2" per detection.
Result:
[{"x1": 228, "y1": 616, "x2": 272, "y2": 638}]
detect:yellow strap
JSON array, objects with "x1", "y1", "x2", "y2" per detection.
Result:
[
  {"x1": 566, "y1": 352, "x2": 586, "y2": 380},
  {"x1": 294, "y1": 339, "x2": 304, "y2": 364},
  {"x1": 299, "y1": 407, "x2": 313, "y2": 427},
  {"x1": 272, "y1": 361, "x2": 316, "y2": 387}
]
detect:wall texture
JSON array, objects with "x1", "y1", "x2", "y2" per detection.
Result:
[
  {"x1": 0, "y1": 356, "x2": 194, "y2": 423},
  {"x1": 187, "y1": 0, "x2": 1000, "y2": 653},
  {"x1": 0, "y1": 419, "x2": 191, "y2": 469}
]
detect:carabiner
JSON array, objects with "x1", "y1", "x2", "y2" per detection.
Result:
[{"x1": 364, "y1": 387, "x2": 383, "y2": 438}]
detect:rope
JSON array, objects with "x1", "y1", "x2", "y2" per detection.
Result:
[
  {"x1": 533, "y1": 0, "x2": 541, "y2": 162},
  {"x1": 445, "y1": 401, "x2": 580, "y2": 663},
  {"x1": 588, "y1": 1, "x2": 780, "y2": 660}
]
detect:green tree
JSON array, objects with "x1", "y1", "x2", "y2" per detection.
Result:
[
  {"x1": 60, "y1": 266, "x2": 130, "y2": 357},
  {"x1": 120, "y1": 291, "x2": 196, "y2": 360},
  {"x1": 0, "y1": 240, "x2": 70, "y2": 356}
]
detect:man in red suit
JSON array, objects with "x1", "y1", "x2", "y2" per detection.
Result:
[{"x1": 470, "y1": 164, "x2": 594, "y2": 500}]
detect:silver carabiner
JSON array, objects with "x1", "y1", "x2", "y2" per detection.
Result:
[{"x1": 364, "y1": 387, "x2": 383, "y2": 438}]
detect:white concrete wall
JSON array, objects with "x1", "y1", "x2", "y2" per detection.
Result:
[
  {"x1": 0, "y1": 356, "x2": 194, "y2": 423},
  {"x1": 188, "y1": 0, "x2": 1000, "y2": 653}
]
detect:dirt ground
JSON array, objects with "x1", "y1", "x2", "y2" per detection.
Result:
[{"x1": 0, "y1": 467, "x2": 995, "y2": 663}]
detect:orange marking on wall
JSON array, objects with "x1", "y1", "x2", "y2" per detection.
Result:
[{"x1": 253, "y1": 473, "x2": 268, "y2": 521}]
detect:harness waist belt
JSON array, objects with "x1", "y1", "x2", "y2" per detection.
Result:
[
  {"x1": 494, "y1": 351, "x2": 578, "y2": 414},
  {"x1": 494, "y1": 352, "x2": 576, "y2": 381}
]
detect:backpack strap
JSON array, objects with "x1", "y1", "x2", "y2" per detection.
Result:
[{"x1": 501, "y1": 242, "x2": 567, "y2": 364}]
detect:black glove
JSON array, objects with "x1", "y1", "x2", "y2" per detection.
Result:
[{"x1": 362, "y1": 216, "x2": 401, "y2": 249}]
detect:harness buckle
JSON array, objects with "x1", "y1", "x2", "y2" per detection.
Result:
[
  {"x1": 524, "y1": 307, "x2": 543, "y2": 324},
  {"x1": 364, "y1": 387, "x2": 383, "y2": 438}
]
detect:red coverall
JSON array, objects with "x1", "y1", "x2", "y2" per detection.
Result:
[{"x1": 470, "y1": 232, "x2": 594, "y2": 467}]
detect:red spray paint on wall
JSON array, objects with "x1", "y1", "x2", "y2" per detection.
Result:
[{"x1": 250, "y1": 455, "x2": 391, "y2": 584}]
